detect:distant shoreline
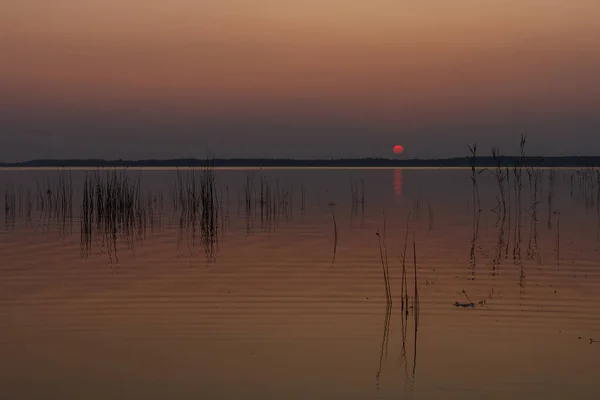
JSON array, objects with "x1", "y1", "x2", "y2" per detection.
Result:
[{"x1": 1, "y1": 157, "x2": 600, "y2": 168}]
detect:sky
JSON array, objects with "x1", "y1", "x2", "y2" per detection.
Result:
[{"x1": 1, "y1": 1, "x2": 600, "y2": 161}]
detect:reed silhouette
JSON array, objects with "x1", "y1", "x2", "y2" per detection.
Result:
[
  {"x1": 350, "y1": 178, "x2": 365, "y2": 228},
  {"x1": 80, "y1": 170, "x2": 147, "y2": 262},
  {"x1": 172, "y1": 164, "x2": 220, "y2": 262}
]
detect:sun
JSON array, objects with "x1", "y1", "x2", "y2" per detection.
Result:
[{"x1": 393, "y1": 145, "x2": 404, "y2": 154}]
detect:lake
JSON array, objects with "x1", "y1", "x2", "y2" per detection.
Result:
[{"x1": 1, "y1": 167, "x2": 599, "y2": 399}]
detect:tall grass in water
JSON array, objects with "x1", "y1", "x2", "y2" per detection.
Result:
[
  {"x1": 412, "y1": 230, "x2": 420, "y2": 321},
  {"x1": 491, "y1": 147, "x2": 507, "y2": 220},
  {"x1": 467, "y1": 143, "x2": 483, "y2": 280},
  {"x1": 244, "y1": 173, "x2": 255, "y2": 233},
  {"x1": 467, "y1": 142, "x2": 482, "y2": 214},
  {"x1": 547, "y1": 169, "x2": 556, "y2": 230},
  {"x1": 555, "y1": 211, "x2": 561, "y2": 267},
  {"x1": 376, "y1": 213, "x2": 392, "y2": 305},
  {"x1": 35, "y1": 172, "x2": 73, "y2": 223},
  {"x1": 172, "y1": 163, "x2": 220, "y2": 261},
  {"x1": 570, "y1": 168, "x2": 598, "y2": 209},
  {"x1": 375, "y1": 296, "x2": 392, "y2": 391},
  {"x1": 469, "y1": 205, "x2": 480, "y2": 281},
  {"x1": 396, "y1": 217, "x2": 420, "y2": 393},
  {"x1": 492, "y1": 214, "x2": 506, "y2": 276},
  {"x1": 505, "y1": 164, "x2": 512, "y2": 260},
  {"x1": 350, "y1": 179, "x2": 365, "y2": 227},
  {"x1": 376, "y1": 212, "x2": 422, "y2": 391},
  {"x1": 4, "y1": 171, "x2": 73, "y2": 233},
  {"x1": 330, "y1": 203, "x2": 338, "y2": 264},
  {"x1": 596, "y1": 168, "x2": 600, "y2": 240},
  {"x1": 400, "y1": 214, "x2": 411, "y2": 312},
  {"x1": 512, "y1": 134, "x2": 527, "y2": 261},
  {"x1": 4, "y1": 185, "x2": 16, "y2": 230},
  {"x1": 526, "y1": 166, "x2": 541, "y2": 260},
  {"x1": 48, "y1": 171, "x2": 74, "y2": 236},
  {"x1": 80, "y1": 170, "x2": 145, "y2": 262},
  {"x1": 220, "y1": 185, "x2": 230, "y2": 232},
  {"x1": 146, "y1": 189, "x2": 164, "y2": 232},
  {"x1": 377, "y1": 213, "x2": 422, "y2": 391},
  {"x1": 199, "y1": 162, "x2": 220, "y2": 260},
  {"x1": 259, "y1": 177, "x2": 270, "y2": 229},
  {"x1": 411, "y1": 229, "x2": 420, "y2": 387},
  {"x1": 257, "y1": 177, "x2": 293, "y2": 232},
  {"x1": 490, "y1": 148, "x2": 508, "y2": 273},
  {"x1": 80, "y1": 174, "x2": 93, "y2": 257}
]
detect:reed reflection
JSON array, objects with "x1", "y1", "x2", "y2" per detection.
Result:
[{"x1": 375, "y1": 216, "x2": 420, "y2": 393}]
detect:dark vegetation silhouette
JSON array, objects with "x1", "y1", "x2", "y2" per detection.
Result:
[{"x1": 4, "y1": 156, "x2": 600, "y2": 168}]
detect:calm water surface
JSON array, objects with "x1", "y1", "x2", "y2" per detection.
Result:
[{"x1": 1, "y1": 168, "x2": 599, "y2": 399}]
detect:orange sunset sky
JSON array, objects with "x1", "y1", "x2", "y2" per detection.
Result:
[{"x1": 1, "y1": 1, "x2": 600, "y2": 160}]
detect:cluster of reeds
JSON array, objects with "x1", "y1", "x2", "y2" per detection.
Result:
[
  {"x1": 467, "y1": 143, "x2": 483, "y2": 214},
  {"x1": 200, "y1": 164, "x2": 219, "y2": 259},
  {"x1": 492, "y1": 212, "x2": 506, "y2": 275},
  {"x1": 400, "y1": 280, "x2": 419, "y2": 395},
  {"x1": 565, "y1": 167, "x2": 600, "y2": 242},
  {"x1": 220, "y1": 185, "x2": 230, "y2": 231},
  {"x1": 466, "y1": 143, "x2": 486, "y2": 279},
  {"x1": 526, "y1": 165, "x2": 541, "y2": 260},
  {"x1": 240, "y1": 173, "x2": 294, "y2": 234},
  {"x1": 597, "y1": 169, "x2": 600, "y2": 240},
  {"x1": 376, "y1": 214, "x2": 392, "y2": 305},
  {"x1": 243, "y1": 173, "x2": 256, "y2": 233},
  {"x1": 412, "y1": 230, "x2": 420, "y2": 320},
  {"x1": 555, "y1": 211, "x2": 561, "y2": 265},
  {"x1": 259, "y1": 177, "x2": 293, "y2": 231},
  {"x1": 597, "y1": 169, "x2": 600, "y2": 210},
  {"x1": 36, "y1": 172, "x2": 74, "y2": 221},
  {"x1": 260, "y1": 177, "x2": 270, "y2": 228},
  {"x1": 4, "y1": 172, "x2": 74, "y2": 232},
  {"x1": 547, "y1": 169, "x2": 556, "y2": 229},
  {"x1": 477, "y1": 135, "x2": 576, "y2": 282},
  {"x1": 350, "y1": 179, "x2": 365, "y2": 227},
  {"x1": 512, "y1": 134, "x2": 527, "y2": 261},
  {"x1": 172, "y1": 164, "x2": 220, "y2": 261},
  {"x1": 470, "y1": 136, "x2": 538, "y2": 278},
  {"x1": 4, "y1": 184, "x2": 18, "y2": 229},
  {"x1": 80, "y1": 170, "x2": 148, "y2": 261},
  {"x1": 391, "y1": 213, "x2": 420, "y2": 316},
  {"x1": 488, "y1": 135, "x2": 527, "y2": 281},
  {"x1": 375, "y1": 213, "x2": 420, "y2": 393},
  {"x1": 491, "y1": 147, "x2": 508, "y2": 221},
  {"x1": 145, "y1": 189, "x2": 164, "y2": 232},
  {"x1": 570, "y1": 168, "x2": 598, "y2": 209},
  {"x1": 399, "y1": 216, "x2": 410, "y2": 311},
  {"x1": 469, "y1": 210, "x2": 480, "y2": 281}
]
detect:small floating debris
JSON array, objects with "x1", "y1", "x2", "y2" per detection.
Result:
[
  {"x1": 454, "y1": 289, "x2": 476, "y2": 308},
  {"x1": 591, "y1": 338, "x2": 597, "y2": 345},
  {"x1": 454, "y1": 301, "x2": 476, "y2": 308}
]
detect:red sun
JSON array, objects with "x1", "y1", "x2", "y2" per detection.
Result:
[{"x1": 393, "y1": 145, "x2": 404, "y2": 154}]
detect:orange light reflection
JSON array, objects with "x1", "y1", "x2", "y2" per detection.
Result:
[{"x1": 394, "y1": 169, "x2": 403, "y2": 197}]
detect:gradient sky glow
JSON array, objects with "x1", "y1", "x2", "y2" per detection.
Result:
[{"x1": 2, "y1": 1, "x2": 600, "y2": 161}]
